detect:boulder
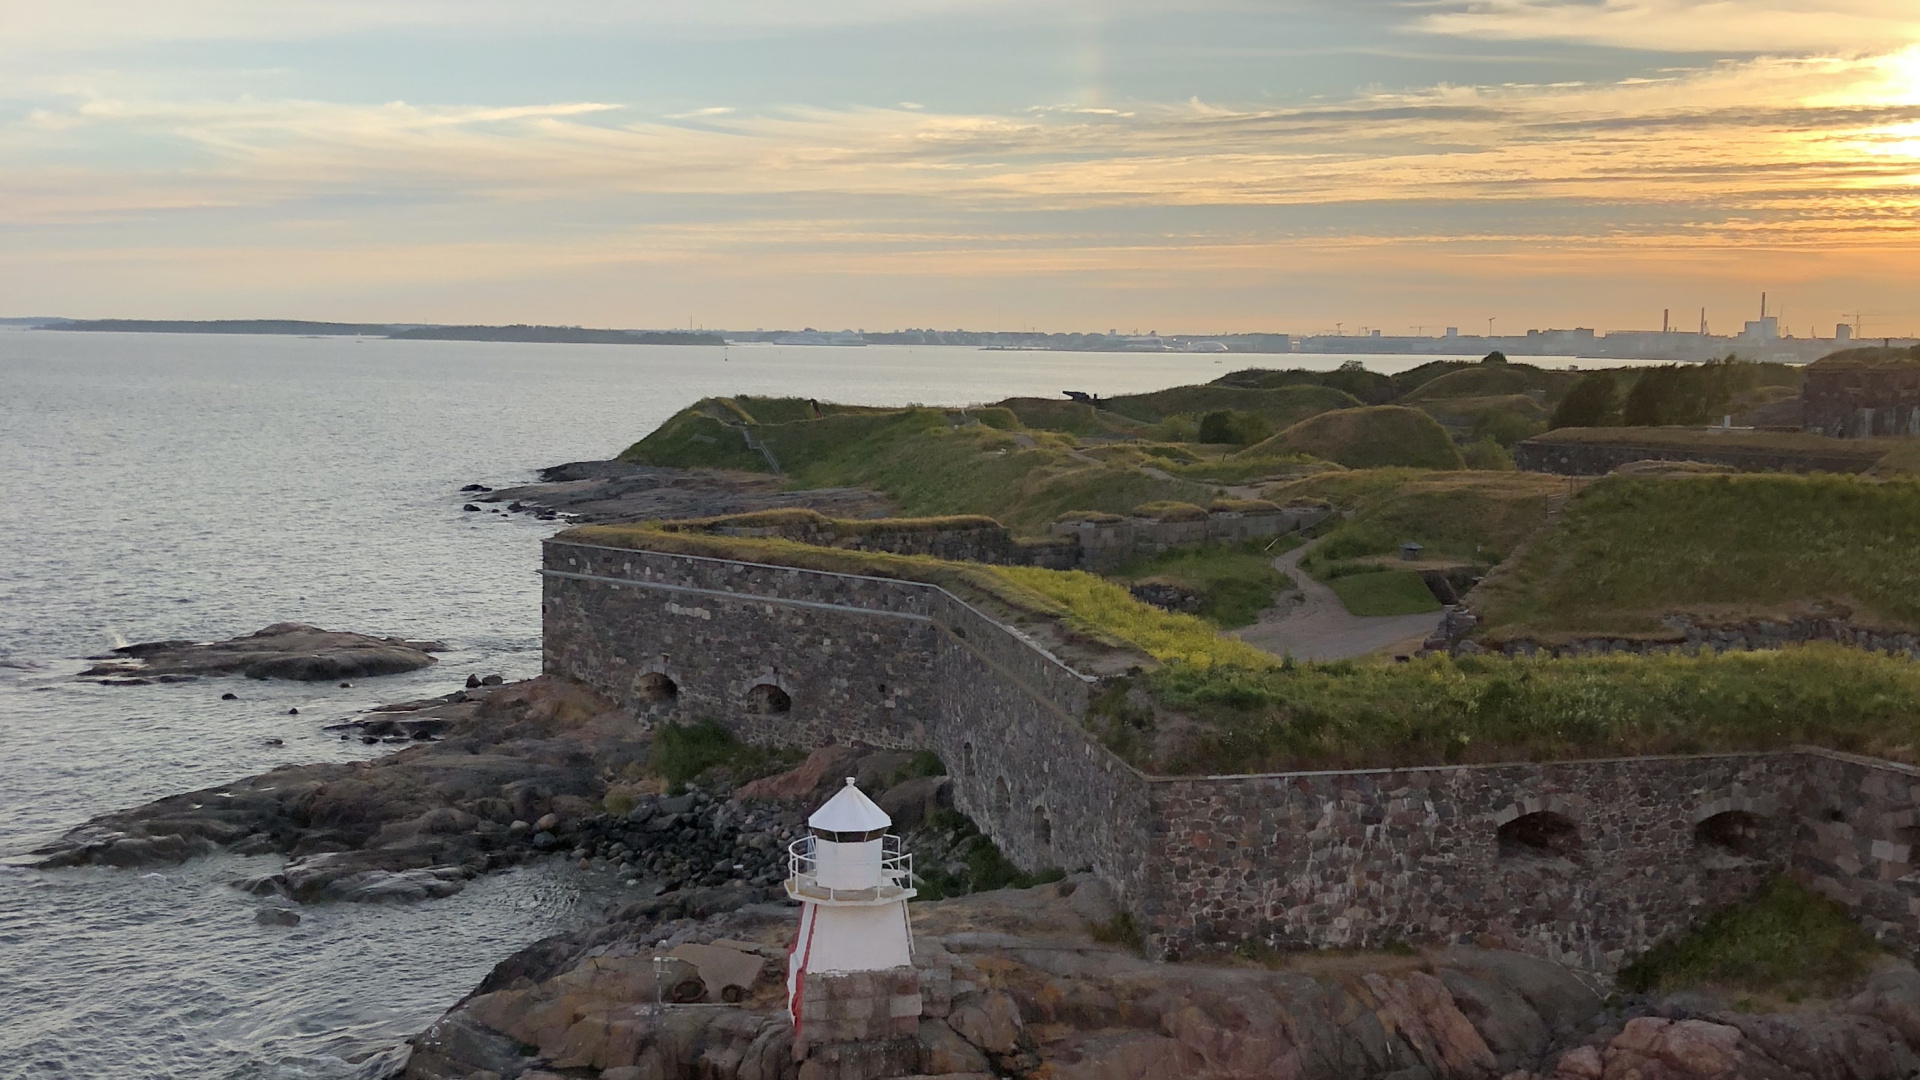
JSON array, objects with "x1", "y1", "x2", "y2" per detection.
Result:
[
  {"x1": 1849, "y1": 967, "x2": 1920, "y2": 1048},
  {"x1": 949, "y1": 990, "x2": 1024, "y2": 1055},
  {"x1": 82, "y1": 623, "x2": 445, "y2": 682},
  {"x1": 734, "y1": 745, "x2": 861, "y2": 802},
  {"x1": 919, "y1": 1018, "x2": 992, "y2": 1075},
  {"x1": 877, "y1": 776, "x2": 950, "y2": 828}
]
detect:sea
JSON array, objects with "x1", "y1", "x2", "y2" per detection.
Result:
[{"x1": 0, "y1": 330, "x2": 1560, "y2": 1078}]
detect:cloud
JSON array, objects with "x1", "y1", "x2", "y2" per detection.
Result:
[
  {"x1": 0, "y1": 0, "x2": 1227, "y2": 56},
  {"x1": 1414, "y1": 0, "x2": 1920, "y2": 54},
  {"x1": 3, "y1": 44, "x2": 1919, "y2": 327}
]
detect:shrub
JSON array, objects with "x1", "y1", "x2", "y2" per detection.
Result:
[
  {"x1": 1550, "y1": 371, "x2": 1620, "y2": 429},
  {"x1": 1619, "y1": 877, "x2": 1878, "y2": 999},
  {"x1": 1198, "y1": 409, "x2": 1275, "y2": 446},
  {"x1": 652, "y1": 719, "x2": 800, "y2": 794},
  {"x1": 1460, "y1": 437, "x2": 1514, "y2": 471}
]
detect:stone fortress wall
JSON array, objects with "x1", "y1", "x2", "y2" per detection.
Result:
[{"x1": 543, "y1": 539, "x2": 1920, "y2": 971}]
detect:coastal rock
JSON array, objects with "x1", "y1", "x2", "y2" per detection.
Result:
[
  {"x1": 26, "y1": 677, "x2": 629, "y2": 903},
  {"x1": 484, "y1": 460, "x2": 895, "y2": 526},
  {"x1": 81, "y1": 622, "x2": 445, "y2": 682}
]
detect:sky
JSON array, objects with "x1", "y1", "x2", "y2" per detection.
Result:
[{"x1": 2, "y1": 0, "x2": 1918, "y2": 335}]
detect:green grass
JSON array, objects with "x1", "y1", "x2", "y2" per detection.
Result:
[
  {"x1": 1247, "y1": 406, "x2": 1465, "y2": 470},
  {"x1": 1397, "y1": 363, "x2": 1580, "y2": 405},
  {"x1": 1137, "y1": 643, "x2": 1920, "y2": 775},
  {"x1": 652, "y1": 719, "x2": 803, "y2": 794},
  {"x1": 565, "y1": 524, "x2": 1275, "y2": 669},
  {"x1": 1619, "y1": 877, "x2": 1879, "y2": 999},
  {"x1": 1113, "y1": 540, "x2": 1298, "y2": 628},
  {"x1": 626, "y1": 400, "x2": 1218, "y2": 535},
  {"x1": 1102, "y1": 384, "x2": 1358, "y2": 428},
  {"x1": 1326, "y1": 570, "x2": 1441, "y2": 616},
  {"x1": 911, "y1": 808, "x2": 1065, "y2": 901},
  {"x1": 1474, "y1": 474, "x2": 1920, "y2": 639},
  {"x1": 1278, "y1": 470, "x2": 1569, "y2": 581},
  {"x1": 1158, "y1": 453, "x2": 1320, "y2": 484}
]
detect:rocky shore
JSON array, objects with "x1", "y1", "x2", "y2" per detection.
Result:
[
  {"x1": 406, "y1": 861, "x2": 1920, "y2": 1080},
  {"x1": 33, "y1": 673, "x2": 1920, "y2": 1079},
  {"x1": 467, "y1": 460, "x2": 894, "y2": 525},
  {"x1": 80, "y1": 622, "x2": 445, "y2": 684}
]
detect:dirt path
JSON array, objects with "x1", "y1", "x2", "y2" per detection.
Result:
[{"x1": 1233, "y1": 542, "x2": 1444, "y2": 661}]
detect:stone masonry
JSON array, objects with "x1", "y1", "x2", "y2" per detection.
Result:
[{"x1": 544, "y1": 538, "x2": 1920, "y2": 971}]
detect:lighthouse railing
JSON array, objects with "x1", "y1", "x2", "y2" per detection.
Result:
[{"x1": 786, "y1": 834, "x2": 915, "y2": 902}]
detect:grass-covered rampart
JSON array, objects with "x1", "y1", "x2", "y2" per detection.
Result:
[
  {"x1": 1131, "y1": 644, "x2": 1920, "y2": 775},
  {"x1": 1474, "y1": 474, "x2": 1920, "y2": 639},
  {"x1": 561, "y1": 523, "x2": 1272, "y2": 670},
  {"x1": 622, "y1": 402, "x2": 1217, "y2": 534},
  {"x1": 1246, "y1": 406, "x2": 1464, "y2": 471}
]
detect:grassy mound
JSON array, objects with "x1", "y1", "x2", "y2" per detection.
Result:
[
  {"x1": 1474, "y1": 474, "x2": 1920, "y2": 639},
  {"x1": 623, "y1": 401, "x2": 1216, "y2": 534},
  {"x1": 1103, "y1": 384, "x2": 1358, "y2": 429},
  {"x1": 1249, "y1": 407, "x2": 1464, "y2": 470},
  {"x1": 1327, "y1": 570, "x2": 1441, "y2": 616},
  {"x1": 1808, "y1": 345, "x2": 1920, "y2": 369},
  {"x1": 1620, "y1": 877, "x2": 1879, "y2": 1000},
  {"x1": 1397, "y1": 363, "x2": 1579, "y2": 404},
  {"x1": 1133, "y1": 643, "x2": 1920, "y2": 774}
]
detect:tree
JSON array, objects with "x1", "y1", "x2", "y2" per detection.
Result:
[
  {"x1": 1550, "y1": 371, "x2": 1619, "y2": 429},
  {"x1": 1197, "y1": 409, "x2": 1274, "y2": 446}
]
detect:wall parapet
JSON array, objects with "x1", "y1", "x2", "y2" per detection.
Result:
[{"x1": 542, "y1": 538, "x2": 1920, "y2": 972}]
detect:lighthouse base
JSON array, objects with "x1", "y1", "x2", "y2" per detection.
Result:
[{"x1": 792, "y1": 966, "x2": 923, "y2": 1054}]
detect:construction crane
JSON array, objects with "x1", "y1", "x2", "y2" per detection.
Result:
[{"x1": 1841, "y1": 312, "x2": 1893, "y2": 339}]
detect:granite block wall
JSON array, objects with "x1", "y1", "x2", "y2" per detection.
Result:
[
  {"x1": 543, "y1": 538, "x2": 1918, "y2": 972},
  {"x1": 1144, "y1": 754, "x2": 1798, "y2": 970},
  {"x1": 1793, "y1": 749, "x2": 1920, "y2": 945},
  {"x1": 1512, "y1": 437, "x2": 1882, "y2": 476},
  {"x1": 542, "y1": 542, "x2": 940, "y2": 750}
]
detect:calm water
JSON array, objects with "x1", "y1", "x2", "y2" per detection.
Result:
[{"x1": 0, "y1": 333, "x2": 1621, "y2": 1076}]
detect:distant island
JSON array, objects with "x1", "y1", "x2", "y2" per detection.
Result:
[
  {"x1": 16, "y1": 315, "x2": 1913, "y2": 362},
  {"x1": 42, "y1": 319, "x2": 726, "y2": 346},
  {"x1": 388, "y1": 325, "x2": 724, "y2": 345}
]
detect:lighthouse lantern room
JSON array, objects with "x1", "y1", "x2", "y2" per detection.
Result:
[{"x1": 786, "y1": 778, "x2": 918, "y2": 1024}]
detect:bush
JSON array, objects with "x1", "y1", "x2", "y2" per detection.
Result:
[
  {"x1": 1460, "y1": 437, "x2": 1514, "y2": 471},
  {"x1": 1550, "y1": 371, "x2": 1619, "y2": 429},
  {"x1": 1619, "y1": 877, "x2": 1878, "y2": 999},
  {"x1": 652, "y1": 719, "x2": 800, "y2": 794},
  {"x1": 1471, "y1": 410, "x2": 1545, "y2": 448},
  {"x1": 1198, "y1": 409, "x2": 1275, "y2": 446}
]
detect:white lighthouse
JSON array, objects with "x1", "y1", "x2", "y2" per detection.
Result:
[{"x1": 785, "y1": 778, "x2": 917, "y2": 1027}]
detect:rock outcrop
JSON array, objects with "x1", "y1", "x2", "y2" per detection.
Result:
[
  {"x1": 81, "y1": 622, "x2": 445, "y2": 682},
  {"x1": 27, "y1": 678, "x2": 633, "y2": 898}
]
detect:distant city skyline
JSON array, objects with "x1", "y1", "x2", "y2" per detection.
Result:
[{"x1": 2, "y1": 2, "x2": 1917, "y2": 330}]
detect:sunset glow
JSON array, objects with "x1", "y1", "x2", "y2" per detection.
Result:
[{"x1": 0, "y1": 0, "x2": 1916, "y2": 330}]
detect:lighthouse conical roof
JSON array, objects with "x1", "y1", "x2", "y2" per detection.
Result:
[{"x1": 808, "y1": 778, "x2": 892, "y2": 833}]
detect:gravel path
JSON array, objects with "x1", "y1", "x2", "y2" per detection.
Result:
[{"x1": 1233, "y1": 542, "x2": 1444, "y2": 661}]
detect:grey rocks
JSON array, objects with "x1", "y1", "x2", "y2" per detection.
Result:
[{"x1": 82, "y1": 622, "x2": 446, "y2": 682}]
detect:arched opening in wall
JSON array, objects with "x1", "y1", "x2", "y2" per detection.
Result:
[
  {"x1": 1498, "y1": 811, "x2": 1583, "y2": 860},
  {"x1": 636, "y1": 672, "x2": 678, "y2": 704},
  {"x1": 1695, "y1": 810, "x2": 1765, "y2": 859},
  {"x1": 961, "y1": 742, "x2": 975, "y2": 780},
  {"x1": 1032, "y1": 805, "x2": 1052, "y2": 850},
  {"x1": 747, "y1": 683, "x2": 792, "y2": 715},
  {"x1": 993, "y1": 776, "x2": 1011, "y2": 822}
]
